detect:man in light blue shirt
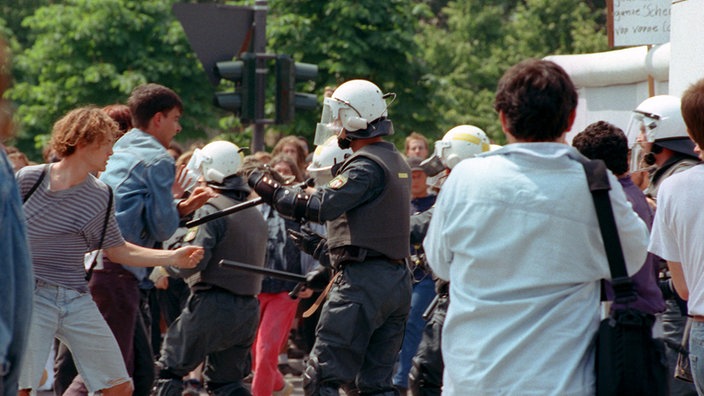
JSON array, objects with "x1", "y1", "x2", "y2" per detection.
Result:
[
  {"x1": 424, "y1": 59, "x2": 649, "y2": 395},
  {"x1": 74, "y1": 84, "x2": 212, "y2": 394}
]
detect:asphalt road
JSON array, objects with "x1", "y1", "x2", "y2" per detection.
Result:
[{"x1": 38, "y1": 358, "x2": 308, "y2": 395}]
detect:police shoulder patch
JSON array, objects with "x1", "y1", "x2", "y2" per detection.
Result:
[
  {"x1": 328, "y1": 175, "x2": 348, "y2": 189},
  {"x1": 183, "y1": 226, "x2": 199, "y2": 242}
]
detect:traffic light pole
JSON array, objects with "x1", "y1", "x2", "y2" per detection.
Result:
[{"x1": 252, "y1": 0, "x2": 268, "y2": 153}]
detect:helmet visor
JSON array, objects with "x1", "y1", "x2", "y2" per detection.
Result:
[
  {"x1": 183, "y1": 149, "x2": 204, "y2": 192},
  {"x1": 629, "y1": 141, "x2": 656, "y2": 174},
  {"x1": 314, "y1": 98, "x2": 347, "y2": 145},
  {"x1": 626, "y1": 112, "x2": 658, "y2": 148}
]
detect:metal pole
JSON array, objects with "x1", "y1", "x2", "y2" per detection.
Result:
[
  {"x1": 252, "y1": 0, "x2": 268, "y2": 153},
  {"x1": 219, "y1": 259, "x2": 307, "y2": 283}
]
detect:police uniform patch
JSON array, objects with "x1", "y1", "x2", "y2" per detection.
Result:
[
  {"x1": 328, "y1": 175, "x2": 348, "y2": 189},
  {"x1": 184, "y1": 226, "x2": 198, "y2": 242}
]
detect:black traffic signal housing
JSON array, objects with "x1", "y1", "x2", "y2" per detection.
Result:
[
  {"x1": 275, "y1": 54, "x2": 318, "y2": 124},
  {"x1": 213, "y1": 52, "x2": 256, "y2": 123}
]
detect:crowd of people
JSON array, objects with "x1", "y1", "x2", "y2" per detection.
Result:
[{"x1": 5, "y1": 31, "x2": 704, "y2": 396}]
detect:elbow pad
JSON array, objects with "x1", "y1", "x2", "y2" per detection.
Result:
[
  {"x1": 248, "y1": 171, "x2": 281, "y2": 205},
  {"x1": 274, "y1": 189, "x2": 322, "y2": 223}
]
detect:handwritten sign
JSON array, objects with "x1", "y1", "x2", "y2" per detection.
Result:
[{"x1": 607, "y1": 0, "x2": 671, "y2": 47}]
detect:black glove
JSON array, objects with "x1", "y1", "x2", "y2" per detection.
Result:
[
  {"x1": 305, "y1": 266, "x2": 331, "y2": 291},
  {"x1": 288, "y1": 226, "x2": 327, "y2": 260},
  {"x1": 248, "y1": 170, "x2": 282, "y2": 205}
]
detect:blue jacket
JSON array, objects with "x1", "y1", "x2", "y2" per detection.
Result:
[
  {"x1": 100, "y1": 128, "x2": 179, "y2": 280},
  {"x1": 1, "y1": 149, "x2": 33, "y2": 396}
]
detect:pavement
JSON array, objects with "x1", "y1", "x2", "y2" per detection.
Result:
[{"x1": 38, "y1": 358, "x2": 308, "y2": 396}]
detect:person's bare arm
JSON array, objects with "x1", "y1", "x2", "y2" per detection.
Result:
[
  {"x1": 104, "y1": 242, "x2": 203, "y2": 269},
  {"x1": 667, "y1": 261, "x2": 689, "y2": 301}
]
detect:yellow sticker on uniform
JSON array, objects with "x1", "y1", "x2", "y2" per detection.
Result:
[
  {"x1": 184, "y1": 226, "x2": 199, "y2": 242},
  {"x1": 398, "y1": 172, "x2": 409, "y2": 179},
  {"x1": 328, "y1": 175, "x2": 348, "y2": 189}
]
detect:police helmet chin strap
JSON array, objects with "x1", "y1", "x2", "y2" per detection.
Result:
[{"x1": 338, "y1": 136, "x2": 353, "y2": 150}]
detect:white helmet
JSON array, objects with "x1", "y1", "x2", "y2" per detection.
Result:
[
  {"x1": 420, "y1": 125, "x2": 490, "y2": 177},
  {"x1": 307, "y1": 136, "x2": 352, "y2": 185},
  {"x1": 626, "y1": 95, "x2": 696, "y2": 172},
  {"x1": 314, "y1": 79, "x2": 396, "y2": 145},
  {"x1": 435, "y1": 125, "x2": 491, "y2": 169},
  {"x1": 189, "y1": 140, "x2": 243, "y2": 185}
]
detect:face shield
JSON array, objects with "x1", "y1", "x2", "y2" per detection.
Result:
[
  {"x1": 183, "y1": 148, "x2": 205, "y2": 192},
  {"x1": 420, "y1": 154, "x2": 445, "y2": 177},
  {"x1": 626, "y1": 112, "x2": 658, "y2": 173},
  {"x1": 314, "y1": 97, "x2": 347, "y2": 146}
]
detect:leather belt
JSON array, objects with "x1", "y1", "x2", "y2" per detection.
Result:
[
  {"x1": 692, "y1": 315, "x2": 704, "y2": 322},
  {"x1": 330, "y1": 246, "x2": 406, "y2": 265}
]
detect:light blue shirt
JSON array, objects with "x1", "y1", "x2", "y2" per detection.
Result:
[
  {"x1": 424, "y1": 143, "x2": 648, "y2": 395},
  {"x1": 100, "y1": 128, "x2": 179, "y2": 280}
]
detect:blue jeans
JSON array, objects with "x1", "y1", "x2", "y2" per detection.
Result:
[
  {"x1": 689, "y1": 320, "x2": 704, "y2": 395},
  {"x1": 663, "y1": 300, "x2": 698, "y2": 395},
  {"x1": 19, "y1": 280, "x2": 130, "y2": 393},
  {"x1": 393, "y1": 276, "x2": 436, "y2": 388}
]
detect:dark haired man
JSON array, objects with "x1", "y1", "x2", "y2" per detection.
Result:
[
  {"x1": 64, "y1": 84, "x2": 213, "y2": 395},
  {"x1": 423, "y1": 59, "x2": 649, "y2": 394},
  {"x1": 573, "y1": 121, "x2": 665, "y2": 315}
]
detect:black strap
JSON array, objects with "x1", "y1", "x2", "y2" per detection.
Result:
[
  {"x1": 22, "y1": 163, "x2": 49, "y2": 203},
  {"x1": 575, "y1": 156, "x2": 636, "y2": 304},
  {"x1": 85, "y1": 185, "x2": 113, "y2": 281}
]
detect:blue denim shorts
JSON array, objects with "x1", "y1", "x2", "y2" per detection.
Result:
[{"x1": 19, "y1": 280, "x2": 131, "y2": 393}]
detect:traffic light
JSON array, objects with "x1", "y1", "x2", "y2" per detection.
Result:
[
  {"x1": 275, "y1": 54, "x2": 318, "y2": 124},
  {"x1": 213, "y1": 52, "x2": 256, "y2": 123}
]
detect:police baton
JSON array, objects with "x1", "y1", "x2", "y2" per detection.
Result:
[
  {"x1": 219, "y1": 259, "x2": 308, "y2": 299},
  {"x1": 184, "y1": 197, "x2": 263, "y2": 228},
  {"x1": 184, "y1": 178, "x2": 314, "y2": 228},
  {"x1": 219, "y1": 260, "x2": 307, "y2": 283}
]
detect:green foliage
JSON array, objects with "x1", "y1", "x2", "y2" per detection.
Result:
[
  {"x1": 266, "y1": 0, "x2": 434, "y2": 148},
  {"x1": 7, "y1": 0, "x2": 222, "y2": 160},
  {"x1": 4, "y1": 0, "x2": 609, "y2": 158},
  {"x1": 417, "y1": 0, "x2": 608, "y2": 143}
]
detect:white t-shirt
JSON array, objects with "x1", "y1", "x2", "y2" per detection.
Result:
[
  {"x1": 649, "y1": 164, "x2": 704, "y2": 316},
  {"x1": 424, "y1": 143, "x2": 648, "y2": 395}
]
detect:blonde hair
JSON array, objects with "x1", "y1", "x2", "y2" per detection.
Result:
[{"x1": 50, "y1": 106, "x2": 119, "y2": 158}]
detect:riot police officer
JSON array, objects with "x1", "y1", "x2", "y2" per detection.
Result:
[
  {"x1": 249, "y1": 79, "x2": 412, "y2": 396},
  {"x1": 408, "y1": 125, "x2": 491, "y2": 396},
  {"x1": 153, "y1": 141, "x2": 268, "y2": 396}
]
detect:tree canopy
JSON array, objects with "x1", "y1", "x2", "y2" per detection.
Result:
[{"x1": 2, "y1": 0, "x2": 609, "y2": 160}]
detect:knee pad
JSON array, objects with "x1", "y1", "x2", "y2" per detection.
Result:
[
  {"x1": 303, "y1": 356, "x2": 340, "y2": 396},
  {"x1": 151, "y1": 378, "x2": 183, "y2": 396}
]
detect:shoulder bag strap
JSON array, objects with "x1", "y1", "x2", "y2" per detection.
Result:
[
  {"x1": 85, "y1": 185, "x2": 113, "y2": 281},
  {"x1": 575, "y1": 156, "x2": 636, "y2": 304},
  {"x1": 23, "y1": 163, "x2": 50, "y2": 203}
]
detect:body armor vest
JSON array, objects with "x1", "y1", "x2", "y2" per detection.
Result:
[
  {"x1": 326, "y1": 142, "x2": 411, "y2": 259},
  {"x1": 186, "y1": 194, "x2": 267, "y2": 295}
]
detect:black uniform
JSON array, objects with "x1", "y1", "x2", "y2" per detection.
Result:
[
  {"x1": 302, "y1": 141, "x2": 412, "y2": 395},
  {"x1": 405, "y1": 207, "x2": 446, "y2": 396},
  {"x1": 154, "y1": 179, "x2": 267, "y2": 396}
]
